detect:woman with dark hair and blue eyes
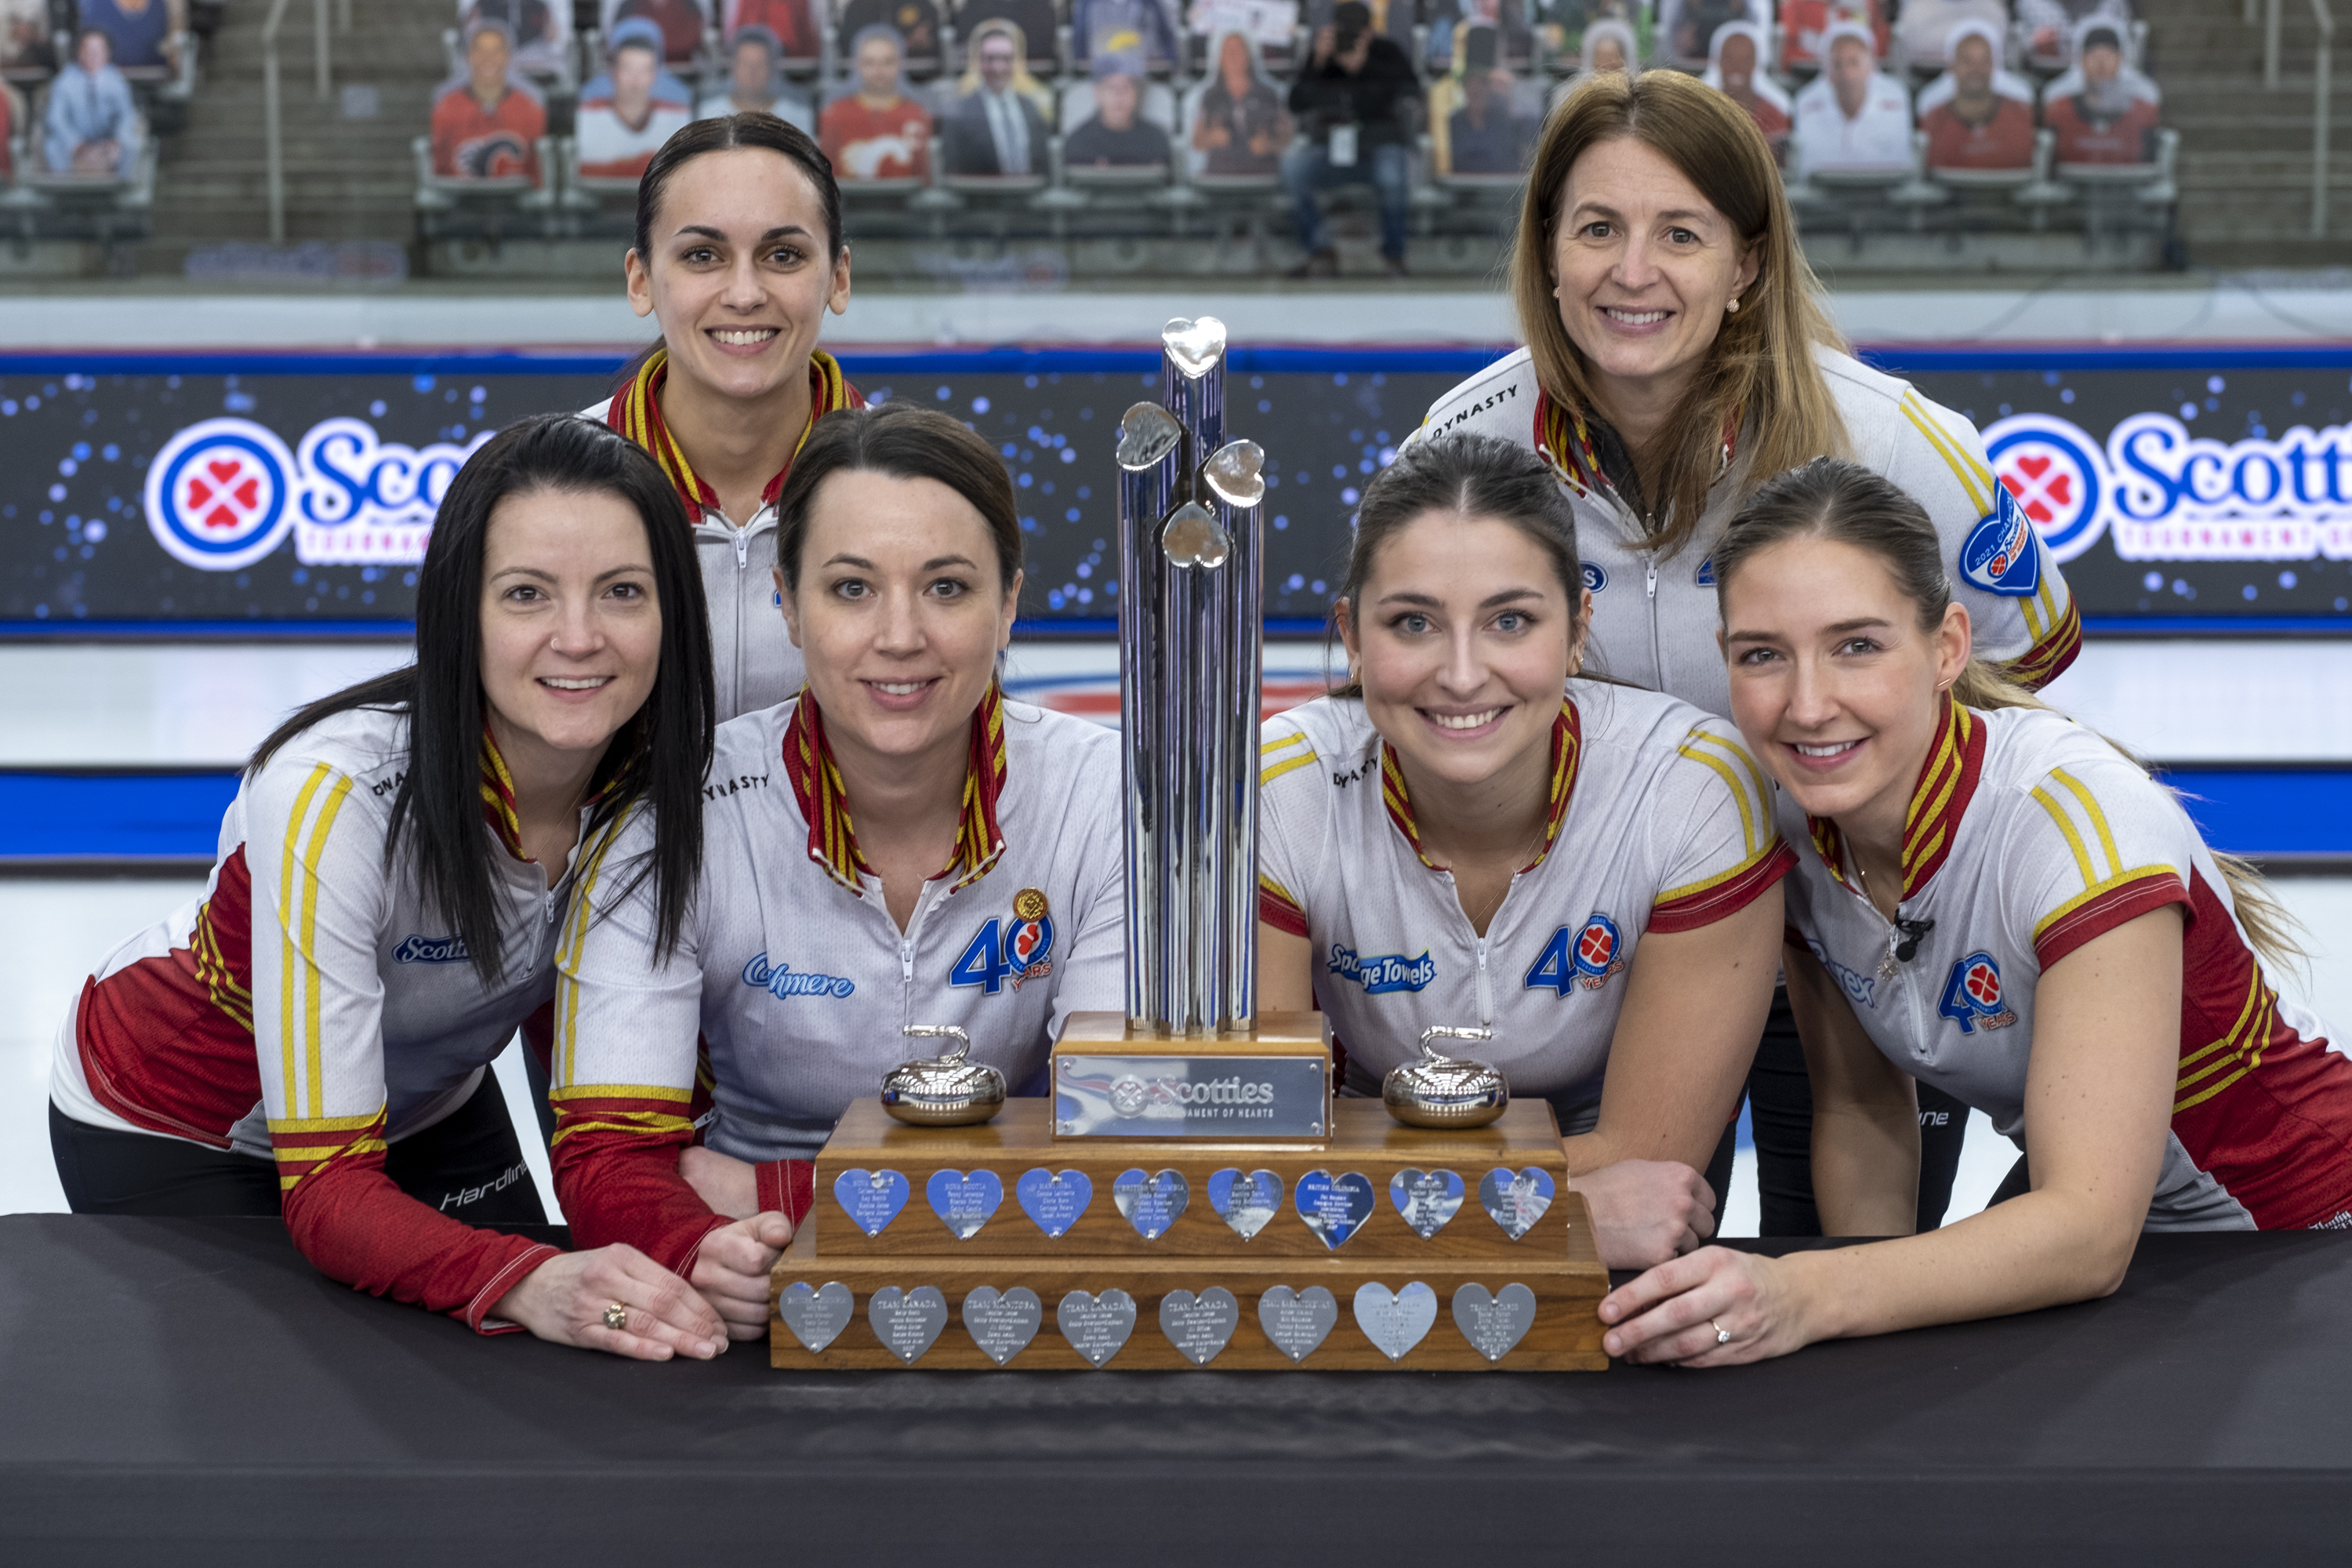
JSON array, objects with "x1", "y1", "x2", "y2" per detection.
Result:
[{"x1": 47, "y1": 414, "x2": 745, "y2": 1361}]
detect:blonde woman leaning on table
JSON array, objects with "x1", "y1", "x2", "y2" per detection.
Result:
[
  {"x1": 1417, "y1": 67, "x2": 2084, "y2": 1238},
  {"x1": 1599, "y1": 459, "x2": 2352, "y2": 1366}
]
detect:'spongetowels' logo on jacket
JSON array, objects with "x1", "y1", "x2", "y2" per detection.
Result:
[
  {"x1": 1327, "y1": 944, "x2": 1436, "y2": 995},
  {"x1": 742, "y1": 953, "x2": 856, "y2": 999}
]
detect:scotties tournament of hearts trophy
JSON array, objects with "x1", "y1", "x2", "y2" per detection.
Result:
[{"x1": 769, "y1": 319, "x2": 1609, "y2": 1371}]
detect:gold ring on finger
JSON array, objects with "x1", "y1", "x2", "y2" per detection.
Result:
[{"x1": 603, "y1": 1301, "x2": 628, "y2": 1332}]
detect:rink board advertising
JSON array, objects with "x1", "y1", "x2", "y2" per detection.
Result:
[{"x1": 2, "y1": 345, "x2": 2350, "y2": 633}]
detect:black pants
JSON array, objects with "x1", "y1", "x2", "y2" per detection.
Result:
[
  {"x1": 1747, "y1": 988, "x2": 1971, "y2": 1236},
  {"x1": 51, "y1": 1070, "x2": 548, "y2": 1225}
]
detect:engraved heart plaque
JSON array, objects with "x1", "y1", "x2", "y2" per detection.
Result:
[
  {"x1": 775, "y1": 1280, "x2": 853, "y2": 1353},
  {"x1": 833, "y1": 1167, "x2": 910, "y2": 1237},
  {"x1": 1113, "y1": 1167, "x2": 1189, "y2": 1240},
  {"x1": 1479, "y1": 1167, "x2": 1556, "y2": 1241},
  {"x1": 1353, "y1": 1281, "x2": 1438, "y2": 1362},
  {"x1": 1015, "y1": 1167, "x2": 1094, "y2": 1238},
  {"x1": 925, "y1": 1168, "x2": 1003, "y2": 1240},
  {"x1": 1161, "y1": 503, "x2": 1231, "y2": 570},
  {"x1": 1203, "y1": 438, "x2": 1266, "y2": 508},
  {"x1": 1115, "y1": 401, "x2": 1184, "y2": 472},
  {"x1": 1294, "y1": 1169, "x2": 1377, "y2": 1250},
  {"x1": 1388, "y1": 1168, "x2": 1465, "y2": 1240},
  {"x1": 1451, "y1": 1282, "x2": 1537, "y2": 1362},
  {"x1": 867, "y1": 1285, "x2": 948, "y2": 1365},
  {"x1": 1207, "y1": 1168, "x2": 1283, "y2": 1241},
  {"x1": 1258, "y1": 1285, "x2": 1338, "y2": 1363},
  {"x1": 1057, "y1": 1288, "x2": 1138, "y2": 1367},
  {"x1": 1159, "y1": 1287, "x2": 1240, "y2": 1367},
  {"x1": 1162, "y1": 315, "x2": 1227, "y2": 379},
  {"x1": 960, "y1": 1286, "x2": 1042, "y2": 1367}
]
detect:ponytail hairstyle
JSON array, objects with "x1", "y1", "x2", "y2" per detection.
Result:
[
  {"x1": 1330, "y1": 431, "x2": 1588, "y2": 699},
  {"x1": 1712, "y1": 457, "x2": 2305, "y2": 970},
  {"x1": 249, "y1": 415, "x2": 717, "y2": 976}
]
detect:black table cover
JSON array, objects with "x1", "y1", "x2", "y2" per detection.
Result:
[{"x1": 2, "y1": 1215, "x2": 2348, "y2": 1563}]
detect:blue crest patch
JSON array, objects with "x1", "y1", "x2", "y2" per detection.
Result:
[
  {"x1": 1959, "y1": 485, "x2": 2042, "y2": 598},
  {"x1": 1694, "y1": 555, "x2": 1716, "y2": 586},
  {"x1": 1327, "y1": 944, "x2": 1436, "y2": 995},
  {"x1": 1581, "y1": 561, "x2": 1607, "y2": 593}
]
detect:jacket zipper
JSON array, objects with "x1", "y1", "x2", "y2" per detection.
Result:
[
  {"x1": 1644, "y1": 558, "x2": 1663, "y2": 689},
  {"x1": 1475, "y1": 937, "x2": 1493, "y2": 1025}
]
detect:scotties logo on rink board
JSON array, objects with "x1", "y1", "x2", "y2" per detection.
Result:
[
  {"x1": 1984, "y1": 412, "x2": 2111, "y2": 564},
  {"x1": 143, "y1": 415, "x2": 491, "y2": 572},
  {"x1": 1327, "y1": 944, "x2": 1437, "y2": 995},
  {"x1": 1937, "y1": 950, "x2": 2018, "y2": 1034},
  {"x1": 949, "y1": 889, "x2": 1056, "y2": 996},
  {"x1": 1523, "y1": 913, "x2": 1626, "y2": 996},
  {"x1": 1959, "y1": 484, "x2": 2044, "y2": 598},
  {"x1": 741, "y1": 953, "x2": 856, "y2": 1000}
]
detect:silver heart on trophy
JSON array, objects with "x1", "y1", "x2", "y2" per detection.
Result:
[
  {"x1": 1207, "y1": 1167, "x2": 1283, "y2": 1241},
  {"x1": 1113, "y1": 1167, "x2": 1190, "y2": 1240},
  {"x1": 1162, "y1": 315, "x2": 1227, "y2": 379},
  {"x1": 960, "y1": 1285, "x2": 1042, "y2": 1367},
  {"x1": 1353, "y1": 1281, "x2": 1438, "y2": 1362},
  {"x1": 1159, "y1": 1287, "x2": 1240, "y2": 1367},
  {"x1": 1479, "y1": 1167, "x2": 1556, "y2": 1241},
  {"x1": 1161, "y1": 503, "x2": 1231, "y2": 570},
  {"x1": 867, "y1": 1285, "x2": 949, "y2": 1365},
  {"x1": 1257, "y1": 1285, "x2": 1338, "y2": 1363},
  {"x1": 775, "y1": 1280, "x2": 853, "y2": 1353},
  {"x1": 1116, "y1": 401, "x2": 1184, "y2": 472},
  {"x1": 1388, "y1": 1168, "x2": 1465, "y2": 1240},
  {"x1": 924, "y1": 1167, "x2": 1003, "y2": 1241},
  {"x1": 1057, "y1": 1288, "x2": 1138, "y2": 1367},
  {"x1": 1203, "y1": 438, "x2": 1266, "y2": 508},
  {"x1": 1451, "y1": 1282, "x2": 1537, "y2": 1362}
]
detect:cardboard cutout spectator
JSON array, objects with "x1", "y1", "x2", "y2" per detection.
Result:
[
  {"x1": 1917, "y1": 20, "x2": 2034, "y2": 170},
  {"x1": 575, "y1": 16, "x2": 695, "y2": 177},
  {"x1": 1575, "y1": 16, "x2": 1636, "y2": 75},
  {"x1": 604, "y1": 0, "x2": 708, "y2": 63},
  {"x1": 2043, "y1": 16, "x2": 2159, "y2": 165},
  {"x1": 1790, "y1": 19, "x2": 1911, "y2": 179},
  {"x1": 2017, "y1": 0, "x2": 2128, "y2": 71},
  {"x1": 1073, "y1": 0, "x2": 1182, "y2": 71},
  {"x1": 44, "y1": 29, "x2": 141, "y2": 176},
  {"x1": 1, "y1": 0, "x2": 55, "y2": 77},
  {"x1": 1442, "y1": 24, "x2": 1538, "y2": 175},
  {"x1": 820, "y1": 24, "x2": 932, "y2": 179},
  {"x1": 1530, "y1": 0, "x2": 1644, "y2": 68},
  {"x1": 1889, "y1": 0, "x2": 2006, "y2": 72},
  {"x1": 1424, "y1": 0, "x2": 1533, "y2": 67},
  {"x1": 1065, "y1": 54, "x2": 1175, "y2": 165},
  {"x1": 962, "y1": 0, "x2": 1061, "y2": 71},
  {"x1": 1308, "y1": 0, "x2": 1415, "y2": 56},
  {"x1": 942, "y1": 18, "x2": 1052, "y2": 174},
  {"x1": 1656, "y1": 0, "x2": 1765, "y2": 68},
  {"x1": 463, "y1": 0, "x2": 569, "y2": 75},
  {"x1": 1702, "y1": 20, "x2": 1790, "y2": 163},
  {"x1": 1779, "y1": 0, "x2": 1886, "y2": 73},
  {"x1": 724, "y1": 0, "x2": 818, "y2": 63},
  {"x1": 432, "y1": 20, "x2": 548, "y2": 180},
  {"x1": 697, "y1": 26, "x2": 815, "y2": 131},
  {"x1": 0, "y1": 78, "x2": 24, "y2": 176},
  {"x1": 78, "y1": 0, "x2": 185, "y2": 74},
  {"x1": 838, "y1": 0, "x2": 942, "y2": 68},
  {"x1": 1187, "y1": 27, "x2": 1287, "y2": 176},
  {"x1": 1283, "y1": 0, "x2": 1420, "y2": 277}
]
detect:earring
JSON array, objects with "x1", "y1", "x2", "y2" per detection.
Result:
[{"x1": 1726, "y1": 297, "x2": 1740, "y2": 313}]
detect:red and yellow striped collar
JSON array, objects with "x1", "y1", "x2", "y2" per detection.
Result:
[
  {"x1": 781, "y1": 684, "x2": 1010, "y2": 896},
  {"x1": 1532, "y1": 387, "x2": 1741, "y2": 510},
  {"x1": 1806, "y1": 696, "x2": 1985, "y2": 900},
  {"x1": 1381, "y1": 698, "x2": 1581, "y2": 875},
  {"x1": 606, "y1": 345, "x2": 859, "y2": 520},
  {"x1": 478, "y1": 724, "x2": 622, "y2": 864}
]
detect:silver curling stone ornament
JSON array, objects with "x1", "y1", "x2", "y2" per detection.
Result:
[
  {"x1": 880, "y1": 1024, "x2": 1006, "y2": 1127},
  {"x1": 1382, "y1": 1026, "x2": 1509, "y2": 1129}
]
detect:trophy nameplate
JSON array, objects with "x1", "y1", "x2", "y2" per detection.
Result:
[{"x1": 1051, "y1": 1010, "x2": 1332, "y2": 1140}]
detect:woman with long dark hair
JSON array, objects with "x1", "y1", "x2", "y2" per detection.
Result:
[
  {"x1": 546, "y1": 403, "x2": 1124, "y2": 1306},
  {"x1": 1258, "y1": 431, "x2": 1793, "y2": 1268},
  {"x1": 1420, "y1": 68, "x2": 2086, "y2": 1235},
  {"x1": 49, "y1": 415, "x2": 742, "y2": 1359},
  {"x1": 586, "y1": 111, "x2": 862, "y2": 723},
  {"x1": 1597, "y1": 459, "x2": 2352, "y2": 1364}
]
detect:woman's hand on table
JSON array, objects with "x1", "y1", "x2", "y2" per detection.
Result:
[
  {"x1": 692, "y1": 1213, "x2": 797, "y2": 1340},
  {"x1": 1598, "y1": 1246, "x2": 1811, "y2": 1367},
  {"x1": 1568, "y1": 1158, "x2": 1716, "y2": 1269},
  {"x1": 499, "y1": 1245, "x2": 730, "y2": 1361}
]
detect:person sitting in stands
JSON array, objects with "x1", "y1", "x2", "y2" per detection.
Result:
[
  {"x1": 1657, "y1": 0, "x2": 1760, "y2": 68},
  {"x1": 608, "y1": 0, "x2": 707, "y2": 62},
  {"x1": 2016, "y1": 0, "x2": 2127, "y2": 70},
  {"x1": 0, "y1": 0, "x2": 54, "y2": 75},
  {"x1": 963, "y1": 0, "x2": 1060, "y2": 70},
  {"x1": 1065, "y1": 56, "x2": 1173, "y2": 168},
  {"x1": 43, "y1": 30, "x2": 142, "y2": 177},
  {"x1": 1071, "y1": 0, "x2": 1181, "y2": 71},
  {"x1": 1425, "y1": 0, "x2": 1534, "y2": 67},
  {"x1": 1448, "y1": 57, "x2": 1537, "y2": 175},
  {"x1": 1577, "y1": 16, "x2": 1634, "y2": 74},
  {"x1": 2043, "y1": 18, "x2": 2160, "y2": 165},
  {"x1": 697, "y1": 26, "x2": 815, "y2": 134},
  {"x1": 432, "y1": 21, "x2": 548, "y2": 181},
  {"x1": 1778, "y1": 0, "x2": 1886, "y2": 72},
  {"x1": 1283, "y1": 1, "x2": 1421, "y2": 278},
  {"x1": 1790, "y1": 20, "x2": 1911, "y2": 180},
  {"x1": 1918, "y1": 21, "x2": 2035, "y2": 171},
  {"x1": 1702, "y1": 20, "x2": 1789, "y2": 165},
  {"x1": 576, "y1": 17, "x2": 696, "y2": 179},
  {"x1": 725, "y1": 0, "x2": 818, "y2": 62},
  {"x1": 819, "y1": 25, "x2": 931, "y2": 180},
  {"x1": 1889, "y1": 0, "x2": 2006, "y2": 72},
  {"x1": 78, "y1": 0, "x2": 184, "y2": 74},
  {"x1": 838, "y1": 0, "x2": 941, "y2": 65},
  {"x1": 1189, "y1": 28, "x2": 1289, "y2": 178},
  {"x1": 941, "y1": 18, "x2": 1051, "y2": 176}
]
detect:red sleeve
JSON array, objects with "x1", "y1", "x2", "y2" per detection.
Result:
[
  {"x1": 1258, "y1": 880, "x2": 1309, "y2": 938},
  {"x1": 550, "y1": 1087, "x2": 731, "y2": 1278},
  {"x1": 273, "y1": 1109, "x2": 559, "y2": 1334},
  {"x1": 1647, "y1": 842, "x2": 1798, "y2": 935},
  {"x1": 2005, "y1": 596, "x2": 2083, "y2": 691},
  {"x1": 756, "y1": 1160, "x2": 818, "y2": 1224},
  {"x1": 2033, "y1": 869, "x2": 2189, "y2": 971}
]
